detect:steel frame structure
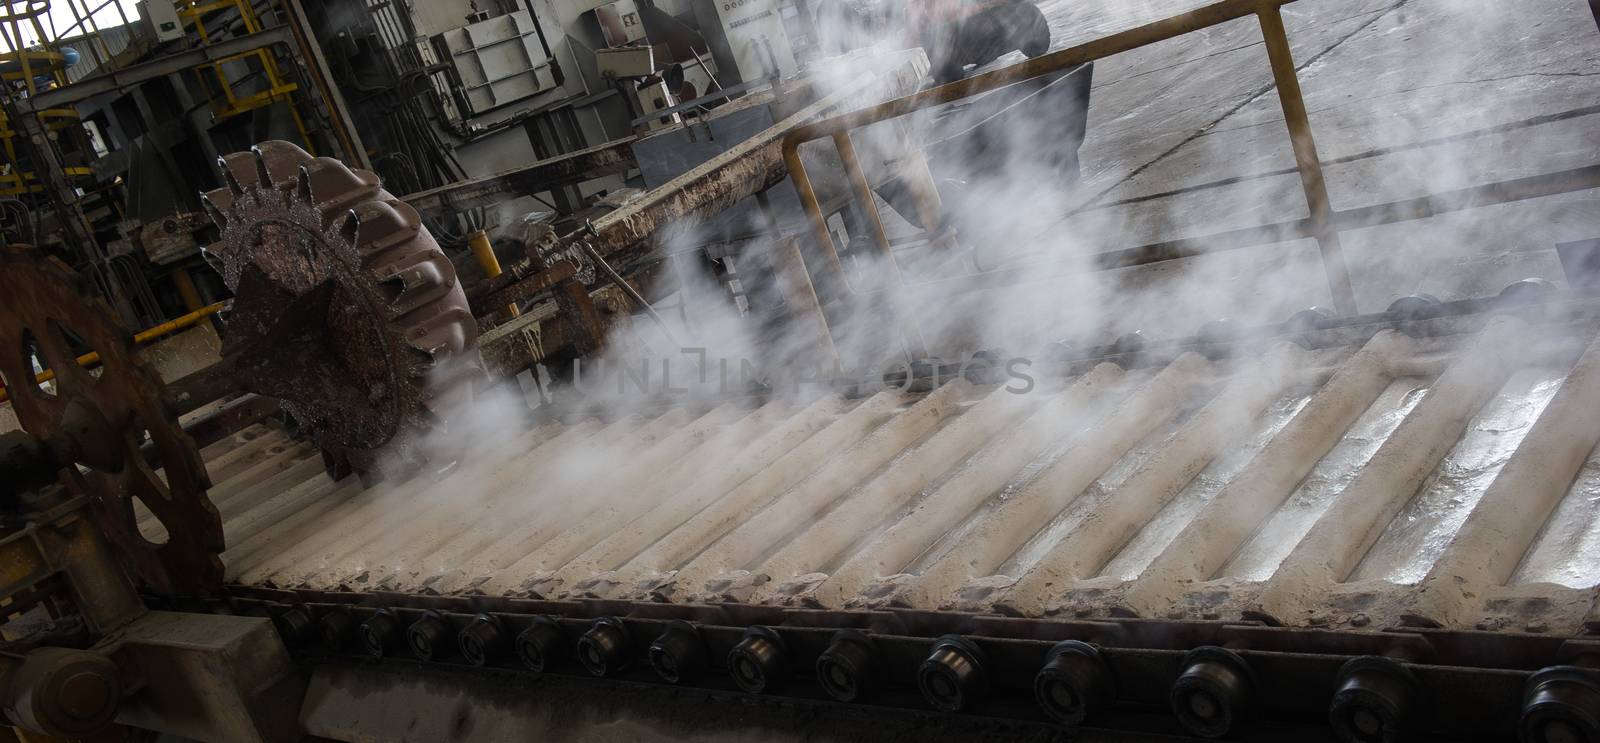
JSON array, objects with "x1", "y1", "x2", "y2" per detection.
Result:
[{"x1": 782, "y1": 0, "x2": 1600, "y2": 348}]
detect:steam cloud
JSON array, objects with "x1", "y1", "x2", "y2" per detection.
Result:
[{"x1": 346, "y1": 0, "x2": 1600, "y2": 612}]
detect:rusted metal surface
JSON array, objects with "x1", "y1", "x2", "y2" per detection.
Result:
[
  {"x1": 476, "y1": 69, "x2": 919, "y2": 313},
  {"x1": 181, "y1": 395, "x2": 282, "y2": 452},
  {"x1": 2, "y1": 498, "x2": 301, "y2": 741},
  {"x1": 0, "y1": 247, "x2": 222, "y2": 595},
  {"x1": 402, "y1": 139, "x2": 638, "y2": 220},
  {"x1": 579, "y1": 242, "x2": 680, "y2": 348},
  {"x1": 468, "y1": 260, "x2": 575, "y2": 319},
  {"x1": 203, "y1": 141, "x2": 485, "y2": 480},
  {"x1": 167, "y1": 359, "x2": 243, "y2": 416},
  {"x1": 552, "y1": 277, "x2": 607, "y2": 357},
  {"x1": 476, "y1": 285, "x2": 635, "y2": 378},
  {"x1": 0, "y1": 303, "x2": 225, "y2": 406}
]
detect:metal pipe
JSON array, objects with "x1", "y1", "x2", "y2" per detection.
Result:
[
  {"x1": 173, "y1": 268, "x2": 205, "y2": 313},
  {"x1": 782, "y1": 141, "x2": 852, "y2": 292},
  {"x1": 1256, "y1": 5, "x2": 1357, "y2": 315},
  {"x1": 469, "y1": 230, "x2": 519, "y2": 318},
  {"x1": 769, "y1": 235, "x2": 840, "y2": 366},
  {"x1": 0, "y1": 303, "x2": 225, "y2": 403},
  {"x1": 782, "y1": 0, "x2": 1298, "y2": 146},
  {"x1": 283, "y1": 0, "x2": 370, "y2": 169},
  {"x1": 832, "y1": 131, "x2": 927, "y2": 359},
  {"x1": 873, "y1": 165, "x2": 1600, "y2": 302}
]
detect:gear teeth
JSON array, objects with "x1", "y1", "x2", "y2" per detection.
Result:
[
  {"x1": 251, "y1": 146, "x2": 275, "y2": 190},
  {"x1": 391, "y1": 303, "x2": 474, "y2": 358},
  {"x1": 219, "y1": 156, "x2": 246, "y2": 197},
  {"x1": 199, "y1": 244, "x2": 226, "y2": 277},
  {"x1": 204, "y1": 140, "x2": 482, "y2": 483},
  {"x1": 295, "y1": 165, "x2": 314, "y2": 205},
  {"x1": 201, "y1": 190, "x2": 230, "y2": 229},
  {"x1": 338, "y1": 209, "x2": 360, "y2": 248},
  {"x1": 252, "y1": 140, "x2": 316, "y2": 189},
  {"x1": 220, "y1": 151, "x2": 260, "y2": 192}
]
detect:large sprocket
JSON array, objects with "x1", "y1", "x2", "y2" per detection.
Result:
[
  {"x1": 0, "y1": 246, "x2": 224, "y2": 594},
  {"x1": 201, "y1": 141, "x2": 483, "y2": 480}
]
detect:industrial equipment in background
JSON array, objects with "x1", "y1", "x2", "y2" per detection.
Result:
[{"x1": 0, "y1": 0, "x2": 1067, "y2": 358}]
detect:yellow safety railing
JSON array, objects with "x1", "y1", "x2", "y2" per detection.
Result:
[
  {"x1": 180, "y1": 0, "x2": 312, "y2": 149},
  {"x1": 0, "y1": 302, "x2": 224, "y2": 402},
  {"x1": 0, "y1": 1, "x2": 93, "y2": 194}
]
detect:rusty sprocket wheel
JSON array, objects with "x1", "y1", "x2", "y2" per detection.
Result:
[
  {"x1": 202, "y1": 141, "x2": 483, "y2": 480},
  {"x1": 0, "y1": 246, "x2": 223, "y2": 594}
]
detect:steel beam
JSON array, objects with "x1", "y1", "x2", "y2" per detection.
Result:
[
  {"x1": 403, "y1": 139, "x2": 638, "y2": 219},
  {"x1": 12, "y1": 27, "x2": 295, "y2": 114},
  {"x1": 783, "y1": 0, "x2": 1297, "y2": 144},
  {"x1": 897, "y1": 165, "x2": 1600, "y2": 300},
  {"x1": 1257, "y1": 5, "x2": 1357, "y2": 315},
  {"x1": 282, "y1": 0, "x2": 370, "y2": 169}
]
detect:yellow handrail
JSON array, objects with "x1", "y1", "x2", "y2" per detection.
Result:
[{"x1": 0, "y1": 302, "x2": 224, "y2": 403}]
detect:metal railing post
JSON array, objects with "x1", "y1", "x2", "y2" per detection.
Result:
[
  {"x1": 832, "y1": 131, "x2": 929, "y2": 359},
  {"x1": 1257, "y1": 4, "x2": 1359, "y2": 315},
  {"x1": 782, "y1": 141, "x2": 852, "y2": 292}
]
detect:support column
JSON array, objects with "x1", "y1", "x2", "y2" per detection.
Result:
[{"x1": 1258, "y1": 6, "x2": 1358, "y2": 315}]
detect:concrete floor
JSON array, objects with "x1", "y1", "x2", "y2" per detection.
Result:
[{"x1": 980, "y1": 0, "x2": 1600, "y2": 340}]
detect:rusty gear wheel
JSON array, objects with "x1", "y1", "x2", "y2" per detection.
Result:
[
  {"x1": 0, "y1": 246, "x2": 223, "y2": 594},
  {"x1": 202, "y1": 141, "x2": 483, "y2": 481}
]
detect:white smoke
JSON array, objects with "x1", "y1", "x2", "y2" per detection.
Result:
[{"x1": 347, "y1": 0, "x2": 1600, "y2": 605}]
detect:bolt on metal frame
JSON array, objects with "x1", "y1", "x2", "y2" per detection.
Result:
[{"x1": 782, "y1": 0, "x2": 1600, "y2": 349}]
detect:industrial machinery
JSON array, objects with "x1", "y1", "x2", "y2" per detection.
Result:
[
  {"x1": 201, "y1": 139, "x2": 484, "y2": 481},
  {"x1": 0, "y1": 0, "x2": 360, "y2": 332},
  {"x1": 5, "y1": 0, "x2": 1600, "y2": 741}
]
